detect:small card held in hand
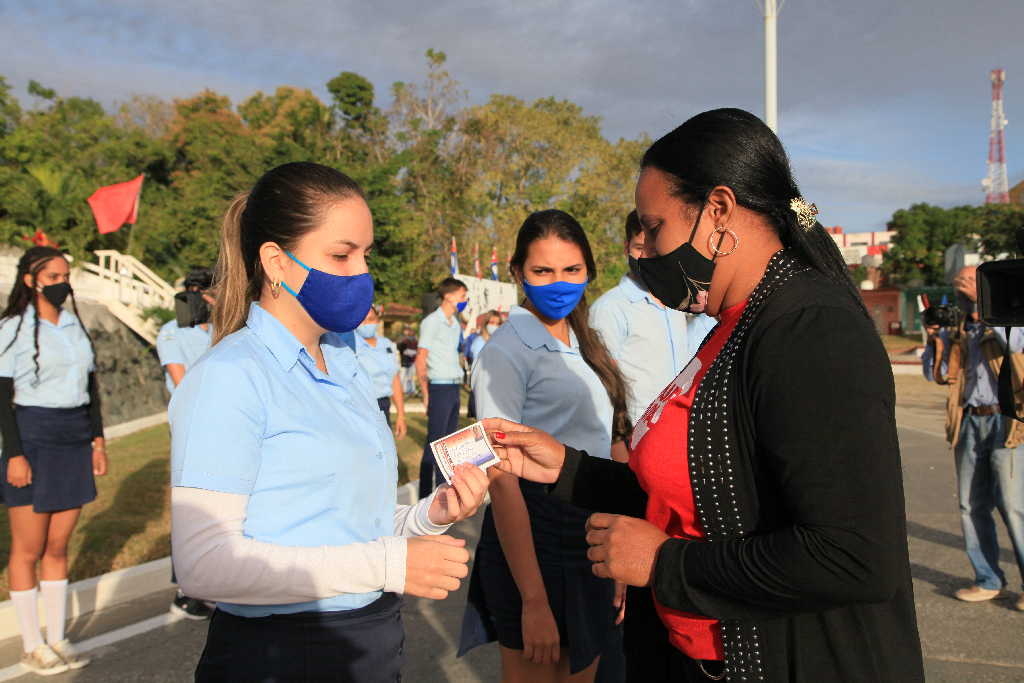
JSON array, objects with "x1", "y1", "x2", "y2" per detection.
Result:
[{"x1": 430, "y1": 422, "x2": 501, "y2": 484}]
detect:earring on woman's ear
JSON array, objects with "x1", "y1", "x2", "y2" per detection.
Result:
[
  {"x1": 270, "y1": 280, "x2": 281, "y2": 298},
  {"x1": 709, "y1": 225, "x2": 740, "y2": 256}
]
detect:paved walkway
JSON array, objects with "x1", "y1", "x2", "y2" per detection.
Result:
[{"x1": 1, "y1": 376, "x2": 1021, "y2": 681}]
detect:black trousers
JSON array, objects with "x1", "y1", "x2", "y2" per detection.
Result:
[
  {"x1": 196, "y1": 594, "x2": 403, "y2": 682},
  {"x1": 622, "y1": 588, "x2": 724, "y2": 682},
  {"x1": 418, "y1": 383, "x2": 460, "y2": 499}
]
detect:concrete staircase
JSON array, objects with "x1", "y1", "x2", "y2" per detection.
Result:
[{"x1": 0, "y1": 249, "x2": 175, "y2": 345}]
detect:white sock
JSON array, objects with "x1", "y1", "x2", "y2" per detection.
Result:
[
  {"x1": 10, "y1": 587, "x2": 43, "y2": 654},
  {"x1": 39, "y1": 580, "x2": 68, "y2": 646}
]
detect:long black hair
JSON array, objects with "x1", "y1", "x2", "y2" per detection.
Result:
[
  {"x1": 509, "y1": 209, "x2": 632, "y2": 442},
  {"x1": 214, "y1": 162, "x2": 365, "y2": 344},
  {"x1": 1, "y1": 246, "x2": 95, "y2": 380},
  {"x1": 641, "y1": 108, "x2": 865, "y2": 313}
]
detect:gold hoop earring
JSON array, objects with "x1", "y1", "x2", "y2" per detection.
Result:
[{"x1": 708, "y1": 226, "x2": 739, "y2": 256}]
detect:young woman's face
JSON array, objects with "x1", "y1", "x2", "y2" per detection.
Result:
[
  {"x1": 360, "y1": 307, "x2": 380, "y2": 326},
  {"x1": 26, "y1": 257, "x2": 70, "y2": 290},
  {"x1": 519, "y1": 236, "x2": 588, "y2": 286},
  {"x1": 284, "y1": 198, "x2": 374, "y2": 288},
  {"x1": 487, "y1": 315, "x2": 502, "y2": 328},
  {"x1": 634, "y1": 167, "x2": 711, "y2": 260}
]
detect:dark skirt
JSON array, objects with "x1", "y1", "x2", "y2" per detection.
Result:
[
  {"x1": 196, "y1": 593, "x2": 404, "y2": 683},
  {"x1": 377, "y1": 397, "x2": 392, "y2": 428},
  {"x1": 458, "y1": 480, "x2": 617, "y2": 674},
  {"x1": 1, "y1": 405, "x2": 96, "y2": 513}
]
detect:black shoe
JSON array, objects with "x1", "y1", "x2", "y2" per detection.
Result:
[{"x1": 170, "y1": 592, "x2": 213, "y2": 620}]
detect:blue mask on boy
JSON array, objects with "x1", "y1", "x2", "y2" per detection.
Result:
[
  {"x1": 281, "y1": 252, "x2": 374, "y2": 333},
  {"x1": 356, "y1": 324, "x2": 377, "y2": 339},
  {"x1": 522, "y1": 280, "x2": 587, "y2": 321}
]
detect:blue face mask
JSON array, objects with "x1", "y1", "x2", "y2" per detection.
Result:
[
  {"x1": 281, "y1": 251, "x2": 374, "y2": 333},
  {"x1": 456, "y1": 301, "x2": 468, "y2": 313},
  {"x1": 356, "y1": 324, "x2": 377, "y2": 339},
  {"x1": 522, "y1": 280, "x2": 587, "y2": 321}
]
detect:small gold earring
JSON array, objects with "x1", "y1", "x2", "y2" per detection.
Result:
[{"x1": 270, "y1": 280, "x2": 281, "y2": 298}]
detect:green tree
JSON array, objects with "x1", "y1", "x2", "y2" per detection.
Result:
[{"x1": 881, "y1": 203, "x2": 977, "y2": 286}]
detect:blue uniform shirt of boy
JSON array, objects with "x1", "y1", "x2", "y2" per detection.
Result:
[
  {"x1": 472, "y1": 305, "x2": 613, "y2": 460},
  {"x1": 155, "y1": 320, "x2": 213, "y2": 394},
  {"x1": 418, "y1": 307, "x2": 462, "y2": 383},
  {"x1": 0, "y1": 308, "x2": 94, "y2": 407},
  {"x1": 589, "y1": 274, "x2": 691, "y2": 426},
  {"x1": 169, "y1": 303, "x2": 398, "y2": 617},
  {"x1": 353, "y1": 333, "x2": 399, "y2": 400}
]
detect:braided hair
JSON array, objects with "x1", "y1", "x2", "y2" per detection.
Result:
[
  {"x1": 641, "y1": 108, "x2": 867, "y2": 316},
  {"x1": 1, "y1": 247, "x2": 95, "y2": 382}
]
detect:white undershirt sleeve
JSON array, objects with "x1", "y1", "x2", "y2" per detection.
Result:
[
  {"x1": 393, "y1": 489, "x2": 452, "y2": 537},
  {"x1": 171, "y1": 486, "x2": 407, "y2": 604}
]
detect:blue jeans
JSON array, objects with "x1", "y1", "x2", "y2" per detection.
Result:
[{"x1": 955, "y1": 414, "x2": 1024, "y2": 590}]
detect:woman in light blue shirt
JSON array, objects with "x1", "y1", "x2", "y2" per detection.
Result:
[
  {"x1": 354, "y1": 305, "x2": 407, "y2": 439},
  {"x1": 169, "y1": 162, "x2": 487, "y2": 682},
  {"x1": 0, "y1": 246, "x2": 106, "y2": 675},
  {"x1": 459, "y1": 210, "x2": 630, "y2": 682}
]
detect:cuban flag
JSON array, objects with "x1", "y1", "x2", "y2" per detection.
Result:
[
  {"x1": 474, "y1": 243, "x2": 482, "y2": 278},
  {"x1": 490, "y1": 246, "x2": 499, "y2": 280},
  {"x1": 450, "y1": 236, "x2": 458, "y2": 275}
]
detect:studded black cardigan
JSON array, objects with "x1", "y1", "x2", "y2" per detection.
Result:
[{"x1": 550, "y1": 251, "x2": 924, "y2": 682}]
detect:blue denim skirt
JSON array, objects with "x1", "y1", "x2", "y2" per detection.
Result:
[
  {"x1": 0, "y1": 405, "x2": 96, "y2": 513},
  {"x1": 196, "y1": 593, "x2": 404, "y2": 682}
]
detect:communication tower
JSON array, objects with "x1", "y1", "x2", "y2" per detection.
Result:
[{"x1": 983, "y1": 69, "x2": 1009, "y2": 204}]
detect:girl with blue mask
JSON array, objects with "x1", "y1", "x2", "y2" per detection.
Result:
[
  {"x1": 352, "y1": 306, "x2": 407, "y2": 440},
  {"x1": 459, "y1": 210, "x2": 630, "y2": 682},
  {"x1": 169, "y1": 162, "x2": 488, "y2": 682}
]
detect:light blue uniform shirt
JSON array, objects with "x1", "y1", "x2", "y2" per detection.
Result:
[
  {"x1": 589, "y1": 275, "x2": 693, "y2": 426},
  {"x1": 0, "y1": 308, "x2": 93, "y2": 408},
  {"x1": 472, "y1": 306, "x2": 613, "y2": 460},
  {"x1": 419, "y1": 307, "x2": 463, "y2": 383},
  {"x1": 155, "y1": 320, "x2": 213, "y2": 394},
  {"x1": 354, "y1": 334, "x2": 399, "y2": 400},
  {"x1": 921, "y1": 324, "x2": 1024, "y2": 406},
  {"x1": 170, "y1": 303, "x2": 398, "y2": 617}
]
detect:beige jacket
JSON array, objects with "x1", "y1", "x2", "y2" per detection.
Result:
[{"x1": 941, "y1": 327, "x2": 1024, "y2": 449}]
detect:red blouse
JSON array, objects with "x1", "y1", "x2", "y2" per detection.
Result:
[{"x1": 628, "y1": 299, "x2": 748, "y2": 661}]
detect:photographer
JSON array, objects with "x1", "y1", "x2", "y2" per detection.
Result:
[
  {"x1": 155, "y1": 266, "x2": 215, "y2": 620},
  {"x1": 922, "y1": 265, "x2": 1024, "y2": 609}
]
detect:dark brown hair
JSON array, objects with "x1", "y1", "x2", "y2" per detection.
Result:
[
  {"x1": 213, "y1": 162, "x2": 365, "y2": 344},
  {"x1": 437, "y1": 277, "x2": 468, "y2": 298},
  {"x1": 624, "y1": 210, "x2": 642, "y2": 243},
  {"x1": 510, "y1": 209, "x2": 631, "y2": 442}
]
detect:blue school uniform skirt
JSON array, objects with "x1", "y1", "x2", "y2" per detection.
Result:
[
  {"x1": 1, "y1": 405, "x2": 96, "y2": 513},
  {"x1": 458, "y1": 480, "x2": 618, "y2": 674},
  {"x1": 196, "y1": 593, "x2": 403, "y2": 682}
]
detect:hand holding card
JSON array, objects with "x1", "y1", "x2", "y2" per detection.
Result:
[{"x1": 429, "y1": 422, "x2": 501, "y2": 484}]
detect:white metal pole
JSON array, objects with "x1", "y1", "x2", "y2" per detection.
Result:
[{"x1": 763, "y1": 0, "x2": 778, "y2": 133}]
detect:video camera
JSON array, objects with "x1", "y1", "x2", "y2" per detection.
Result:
[
  {"x1": 922, "y1": 302, "x2": 963, "y2": 329},
  {"x1": 976, "y1": 227, "x2": 1024, "y2": 422},
  {"x1": 174, "y1": 267, "x2": 214, "y2": 328},
  {"x1": 977, "y1": 227, "x2": 1024, "y2": 327}
]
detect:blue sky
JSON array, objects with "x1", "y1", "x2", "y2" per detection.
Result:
[{"x1": 2, "y1": 0, "x2": 1022, "y2": 234}]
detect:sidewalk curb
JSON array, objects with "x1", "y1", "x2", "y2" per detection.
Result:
[
  {"x1": 105, "y1": 411, "x2": 168, "y2": 441},
  {"x1": 0, "y1": 557, "x2": 173, "y2": 643}
]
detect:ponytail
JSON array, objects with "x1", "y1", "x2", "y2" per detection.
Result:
[
  {"x1": 210, "y1": 162, "x2": 366, "y2": 346},
  {"x1": 567, "y1": 297, "x2": 632, "y2": 442},
  {"x1": 212, "y1": 193, "x2": 252, "y2": 345}
]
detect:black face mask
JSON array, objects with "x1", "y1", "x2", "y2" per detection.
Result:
[
  {"x1": 40, "y1": 283, "x2": 71, "y2": 308},
  {"x1": 628, "y1": 206, "x2": 717, "y2": 314},
  {"x1": 174, "y1": 291, "x2": 211, "y2": 328}
]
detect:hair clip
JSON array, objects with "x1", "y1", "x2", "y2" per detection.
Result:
[{"x1": 789, "y1": 197, "x2": 818, "y2": 231}]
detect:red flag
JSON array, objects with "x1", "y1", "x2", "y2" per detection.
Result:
[{"x1": 87, "y1": 175, "x2": 144, "y2": 234}]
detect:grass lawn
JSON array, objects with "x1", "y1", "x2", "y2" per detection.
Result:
[{"x1": 0, "y1": 411, "x2": 445, "y2": 594}]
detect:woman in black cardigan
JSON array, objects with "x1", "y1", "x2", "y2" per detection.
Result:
[{"x1": 481, "y1": 109, "x2": 924, "y2": 682}]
